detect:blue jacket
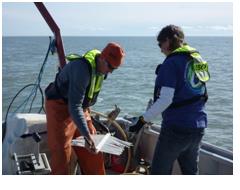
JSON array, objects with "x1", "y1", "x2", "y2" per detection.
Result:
[{"x1": 155, "y1": 53, "x2": 207, "y2": 128}]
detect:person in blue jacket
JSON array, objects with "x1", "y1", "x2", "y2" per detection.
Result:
[{"x1": 129, "y1": 25, "x2": 210, "y2": 175}]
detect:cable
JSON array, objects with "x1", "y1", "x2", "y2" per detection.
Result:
[
  {"x1": 29, "y1": 36, "x2": 54, "y2": 113},
  {"x1": 3, "y1": 37, "x2": 54, "y2": 142},
  {"x1": 5, "y1": 84, "x2": 36, "y2": 122}
]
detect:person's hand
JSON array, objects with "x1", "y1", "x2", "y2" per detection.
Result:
[
  {"x1": 129, "y1": 116, "x2": 146, "y2": 133},
  {"x1": 87, "y1": 120, "x2": 97, "y2": 134},
  {"x1": 84, "y1": 108, "x2": 97, "y2": 134},
  {"x1": 84, "y1": 135, "x2": 97, "y2": 154}
]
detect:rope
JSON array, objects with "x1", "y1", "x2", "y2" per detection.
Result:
[
  {"x1": 91, "y1": 110, "x2": 132, "y2": 173},
  {"x1": 3, "y1": 37, "x2": 54, "y2": 141}
]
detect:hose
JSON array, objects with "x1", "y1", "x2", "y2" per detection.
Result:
[{"x1": 3, "y1": 37, "x2": 54, "y2": 142}]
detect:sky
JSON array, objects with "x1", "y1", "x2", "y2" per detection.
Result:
[
  {"x1": 1, "y1": 0, "x2": 240, "y2": 187},
  {"x1": 2, "y1": 2, "x2": 233, "y2": 36}
]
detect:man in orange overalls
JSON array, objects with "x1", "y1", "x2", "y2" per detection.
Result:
[{"x1": 45, "y1": 42, "x2": 125, "y2": 174}]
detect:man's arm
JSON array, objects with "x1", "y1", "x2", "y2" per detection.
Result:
[{"x1": 68, "y1": 60, "x2": 91, "y2": 137}]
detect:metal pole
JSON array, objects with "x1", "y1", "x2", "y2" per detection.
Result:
[{"x1": 34, "y1": 2, "x2": 66, "y2": 68}]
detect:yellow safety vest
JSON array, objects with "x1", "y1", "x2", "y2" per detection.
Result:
[
  {"x1": 171, "y1": 44, "x2": 210, "y2": 82},
  {"x1": 66, "y1": 49, "x2": 104, "y2": 107}
]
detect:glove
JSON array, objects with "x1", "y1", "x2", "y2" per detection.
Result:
[
  {"x1": 129, "y1": 116, "x2": 146, "y2": 133},
  {"x1": 84, "y1": 135, "x2": 97, "y2": 154}
]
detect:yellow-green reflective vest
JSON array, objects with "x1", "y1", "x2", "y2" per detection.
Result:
[
  {"x1": 170, "y1": 44, "x2": 210, "y2": 83},
  {"x1": 66, "y1": 49, "x2": 104, "y2": 107},
  {"x1": 83, "y1": 50, "x2": 104, "y2": 101}
]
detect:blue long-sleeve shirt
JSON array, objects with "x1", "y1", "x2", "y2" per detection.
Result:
[{"x1": 56, "y1": 59, "x2": 91, "y2": 137}]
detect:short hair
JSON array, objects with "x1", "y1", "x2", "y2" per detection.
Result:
[{"x1": 157, "y1": 25, "x2": 185, "y2": 51}]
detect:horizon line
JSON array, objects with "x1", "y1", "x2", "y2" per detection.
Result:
[{"x1": 2, "y1": 35, "x2": 233, "y2": 37}]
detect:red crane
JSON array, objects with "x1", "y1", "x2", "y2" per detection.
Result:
[{"x1": 34, "y1": 2, "x2": 66, "y2": 68}]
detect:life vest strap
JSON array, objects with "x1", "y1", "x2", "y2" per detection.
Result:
[{"x1": 168, "y1": 86, "x2": 208, "y2": 109}]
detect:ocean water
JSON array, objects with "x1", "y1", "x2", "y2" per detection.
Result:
[{"x1": 2, "y1": 36, "x2": 233, "y2": 150}]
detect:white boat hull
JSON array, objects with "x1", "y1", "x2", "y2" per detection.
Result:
[{"x1": 2, "y1": 113, "x2": 233, "y2": 175}]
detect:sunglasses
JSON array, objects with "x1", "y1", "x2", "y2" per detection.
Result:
[{"x1": 104, "y1": 60, "x2": 116, "y2": 70}]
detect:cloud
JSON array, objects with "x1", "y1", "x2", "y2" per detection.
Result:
[
  {"x1": 77, "y1": 27, "x2": 105, "y2": 31},
  {"x1": 182, "y1": 25, "x2": 232, "y2": 31},
  {"x1": 148, "y1": 26, "x2": 159, "y2": 30},
  {"x1": 210, "y1": 25, "x2": 233, "y2": 31}
]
